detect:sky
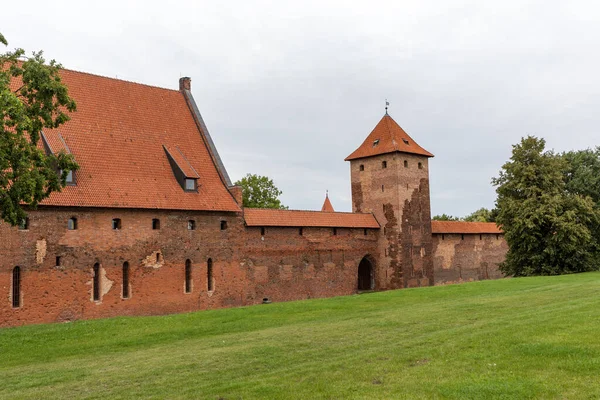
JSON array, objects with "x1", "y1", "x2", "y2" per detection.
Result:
[{"x1": 2, "y1": 1, "x2": 599, "y2": 216}]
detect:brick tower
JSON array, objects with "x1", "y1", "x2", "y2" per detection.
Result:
[{"x1": 346, "y1": 112, "x2": 434, "y2": 289}]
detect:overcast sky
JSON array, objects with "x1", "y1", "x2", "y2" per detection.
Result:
[{"x1": 3, "y1": 1, "x2": 599, "y2": 216}]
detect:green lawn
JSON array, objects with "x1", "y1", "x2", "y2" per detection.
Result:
[{"x1": 2, "y1": 273, "x2": 600, "y2": 399}]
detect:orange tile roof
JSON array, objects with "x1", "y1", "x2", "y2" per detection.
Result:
[
  {"x1": 431, "y1": 221, "x2": 502, "y2": 234},
  {"x1": 244, "y1": 208, "x2": 380, "y2": 228},
  {"x1": 321, "y1": 194, "x2": 334, "y2": 212},
  {"x1": 13, "y1": 69, "x2": 240, "y2": 212},
  {"x1": 345, "y1": 114, "x2": 434, "y2": 161}
]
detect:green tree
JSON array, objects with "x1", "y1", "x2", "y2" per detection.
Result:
[
  {"x1": 234, "y1": 173, "x2": 288, "y2": 209},
  {"x1": 0, "y1": 33, "x2": 78, "y2": 225},
  {"x1": 463, "y1": 207, "x2": 497, "y2": 222},
  {"x1": 432, "y1": 214, "x2": 460, "y2": 221},
  {"x1": 492, "y1": 136, "x2": 600, "y2": 276}
]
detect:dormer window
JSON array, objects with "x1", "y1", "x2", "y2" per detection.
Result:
[
  {"x1": 185, "y1": 178, "x2": 197, "y2": 191},
  {"x1": 65, "y1": 170, "x2": 74, "y2": 185}
]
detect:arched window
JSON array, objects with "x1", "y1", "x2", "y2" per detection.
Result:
[
  {"x1": 68, "y1": 217, "x2": 78, "y2": 230},
  {"x1": 185, "y1": 259, "x2": 192, "y2": 293},
  {"x1": 93, "y1": 263, "x2": 101, "y2": 301},
  {"x1": 207, "y1": 258, "x2": 214, "y2": 291},
  {"x1": 122, "y1": 262, "x2": 130, "y2": 299},
  {"x1": 418, "y1": 162, "x2": 423, "y2": 170},
  {"x1": 12, "y1": 266, "x2": 21, "y2": 308}
]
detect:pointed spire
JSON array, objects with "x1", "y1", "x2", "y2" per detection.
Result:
[{"x1": 321, "y1": 191, "x2": 334, "y2": 212}]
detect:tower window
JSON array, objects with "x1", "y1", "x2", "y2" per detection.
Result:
[
  {"x1": 359, "y1": 164, "x2": 364, "y2": 171},
  {"x1": 152, "y1": 219, "x2": 160, "y2": 230},
  {"x1": 12, "y1": 266, "x2": 21, "y2": 308},
  {"x1": 220, "y1": 220, "x2": 228, "y2": 230},
  {"x1": 93, "y1": 263, "x2": 101, "y2": 301},
  {"x1": 185, "y1": 259, "x2": 192, "y2": 293},
  {"x1": 404, "y1": 160, "x2": 408, "y2": 168},
  {"x1": 382, "y1": 161, "x2": 387, "y2": 169},
  {"x1": 112, "y1": 218, "x2": 122, "y2": 230},
  {"x1": 207, "y1": 258, "x2": 214, "y2": 291},
  {"x1": 418, "y1": 162, "x2": 423, "y2": 170},
  {"x1": 18, "y1": 218, "x2": 29, "y2": 230},
  {"x1": 122, "y1": 262, "x2": 130, "y2": 299},
  {"x1": 188, "y1": 220, "x2": 196, "y2": 230},
  {"x1": 68, "y1": 217, "x2": 78, "y2": 230}
]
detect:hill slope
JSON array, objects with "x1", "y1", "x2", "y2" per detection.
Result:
[{"x1": 2, "y1": 273, "x2": 600, "y2": 399}]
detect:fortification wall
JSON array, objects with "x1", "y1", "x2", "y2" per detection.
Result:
[
  {"x1": 0, "y1": 208, "x2": 378, "y2": 327},
  {"x1": 431, "y1": 233, "x2": 508, "y2": 285}
]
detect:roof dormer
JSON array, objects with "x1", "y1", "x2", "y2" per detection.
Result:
[
  {"x1": 163, "y1": 145, "x2": 200, "y2": 192},
  {"x1": 41, "y1": 131, "x2": 76, "y2": 185}
]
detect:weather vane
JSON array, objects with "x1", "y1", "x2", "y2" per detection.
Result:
[{"x1": 385, "y1": 99, "x2": 389, "y2": 114}]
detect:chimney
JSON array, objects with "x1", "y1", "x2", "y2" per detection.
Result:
[
  {"x1": 179, "y1": 77, "x2": 191, "y2": 91},
  {"x1": 228, "y1": 185, "x2": 243, "y2": 206}
]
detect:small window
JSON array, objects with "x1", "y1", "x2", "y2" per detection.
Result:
[
  {"x1": 442, "y1": 234, "x2": 445, "y2": 240},
  {"x1": 373, "y1": 139, "x2": 380, "y2": 147},
  {"x1": 152, "y1": 219, "x2": 160, "y2": 230},
  {"x1": 404, "y1": 160, "x2": 408, "y2": 168},
  {"x1": 12, "y1": 266, "x2": 21, "y2": 308},
  {"x1": 156, "y1": 252, "x2": 161, "y2": 263},
  {"x1": 185, "y1": 259, "x2": 192, "y2": 293},
  {"x1": 56, "y1": 256, "x2": 62, "y2": 266},
  {"x1": 261, "y1": 227, "x2": 265, "y2": 236},
  {"x1": 496, "y1": 234, "x2": 500, "y2": 240},
  {"x1": 299, "y1": 227, "x2": 303, "y2": 236},
  {"x1": 68, "y1": 217, "x2": 78, "y2": 230},
  {"x1": 18, "y1": 218, "x2": 29, "y2": 230},
  {"x1": 363, "y1": 228, "x2": 368, "y2": 236},
  {"x1": 381, "y1": 185, "x2": 384, "y2": 192},
  {"x1": 207, "y1": 258, "x2": 214, "y2": 291},
  {"x1": 480, "y1": 234, "x2": 483, "y2": 240},
  {"x1": 418, "y1": 162, "x2": 423, "y2": 170},
  {"x1": 220, "y1": 220, "x2": 227, "y2": 230},
  {"x1": 359, "y1": 164, "x2": 364, "y2": 171},
  {"x1": 93, "y1": 263, "x2": 101, "y2": 301},
  {"x1": 461, "y1": 234, "x2": 465, "y2": 240},
  {"x1": 185, "y1": 178, "x2": 197, "y2": 191},
  {"x1": 382, "y1": 161, "x2": 387, "y2": 169},
  {"x1": 402, "y1": 138, "x2": 409, "y2": 145},
  {"x1": 122, "y1": 262, "x2": 130, "y2": 299},
  {"x1": 65, "y1": 170, "x2": 74, "y2": 185},
  {"x1": 112, "y1": 218, "x2": 122, "y2": 230},
  {"x1": 333, "y1": 228, "x2": 337, "y2": 236},
  {"x1": 188, "y1": 220, "x2": 196, "y2": 230}
]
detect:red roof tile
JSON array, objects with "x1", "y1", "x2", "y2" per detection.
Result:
[
  {"x1": 345, "y1": 114, "x2": 433, "y2": 161},
  {"x1": 13, "y1": 69, "x2": 240, "y2": 212},
  {"x1": 244, "y1": 208, "x2": 380, "y2": 228},
  {"x1": 431, "y1": 221, "x2": 502, "y2": 234},
  {"x1": 321, "y1": 194, "x2": 334, "y2": 212},
  {"x1": 163, "y1": 145, "x2": 200, "y2": 178}
]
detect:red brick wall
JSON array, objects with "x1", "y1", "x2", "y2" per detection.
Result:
[
  {"x1": 431, "y1": 233, "x2": 508, "y2": 285},
  {"x1": 0, "y1": 207, "x2": 379, "y2": 327}
]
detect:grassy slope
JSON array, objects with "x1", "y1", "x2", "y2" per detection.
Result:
[{"x1": 1, "y1": 273, "x2": 600, "y2": 399}]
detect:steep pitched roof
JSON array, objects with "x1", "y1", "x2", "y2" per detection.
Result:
[
  {"x1": 321, "y1": 194, "x2": 334, "y2": 212},
  {"x1": 14, "y1": 69, "x2": 240, "y2": 212},
  {"x1": 345, "y1": 114, "x2": 433, "y2": 161},
  {"x1": 244, "y1": 208, "x2": 380, "y2": 228},
  {"x1": 431, "y1": 221, "x2": 502, "y2": 234}
]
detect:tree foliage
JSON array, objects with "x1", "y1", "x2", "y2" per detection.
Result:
[
  {"x1": 492, "y1": 136, "x2": 600, "y2": 276},
  {"x1": 432, "y1": 214, "x2": 460, "y2": 221},
  {"x1": 0, "y1": 33, "x2": 78, "y2": 225},
  {"x1": 234, "y1": 173, "x2": 288, "y2": 209},
  {"x1": 463, "y1": 207, "x2": 497, "y2": 223}
]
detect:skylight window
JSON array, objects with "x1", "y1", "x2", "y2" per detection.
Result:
[{"x1": 373, "y1": 139, "x2": 380, "y2": 147}]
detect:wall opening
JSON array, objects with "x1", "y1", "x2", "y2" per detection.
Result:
[
  {"x1": 93, "y1": 263, "x2": 101, "y2": 301},
  {"x1": 68, "y1": 217, "x2": 78, "y2": 230},
  {"x1": 152, "y1": 219, "x2": 160, "y2": 230},
  {"x1": 333, "y1": 228, "x2": 338, "y2": 236},
  {"x1": 404, "y1": 160, "x2": 408, "y2": 168},
  {"x1": 12, "y1": 266, "x2": 21, "y2": 308},
  {"x1": 18, "y1": 218, "x2": 29, "y2": 230},
  {"x1": 188, "y1": 220, "x2": 196, "y2": 230},
  {"x1": 299, "y1": 227, "x2": 303, "y2": 236},
  {"x1": 260, "y1": 227, "x2": 265, "y2": 236},
  {"x1": 418, "y1": 162, "x2": 423, "y2": 169},
  {"x1": 220, "y1": 220, "x2": 228, "y2": 230},
  {"x1": 357, "y1": 257, "x2": 374, "y2": 291},
  {"x1": 122, "y1": 262, "x2": 130, "y2": 299},
  {"x1": 56, "y1": 256, "x2": 62, "y2": 266},
  {"x1": 207, "y1": 258, "x2": 214, "y2": 291},
  {"x1": 382, "y1": 161, "x2": 387, "y2": 169},
  {"x1": 185, "y1": 259, "x2": 192, "y2": 293},
  {"x1": 359, "y1": 164, "x2": 364, "y2": 171},
  {"x1": 112, "y1": 218, "x2": 121, "y2": 230}
]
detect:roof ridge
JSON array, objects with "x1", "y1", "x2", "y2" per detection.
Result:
[
  {"x1": 60, "y1": 67, "x2": 180, "y2": 93},
  {"x1": 245, "y1": 207, "x2": 374, "y2": 215}
]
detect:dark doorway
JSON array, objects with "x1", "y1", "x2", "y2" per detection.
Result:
[{"x1": 357, "y1": 257, "x2": 374, "y2": 291}]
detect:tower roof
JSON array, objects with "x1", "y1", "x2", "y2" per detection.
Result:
[
  {"x1": 321, "y1": 193, "x2": 334, "y2": 212},
  {"x1": 345, "y1": 114, "x2": 433, "y2": 161}
]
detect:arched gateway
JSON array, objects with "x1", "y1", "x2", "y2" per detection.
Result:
[{"x1": 357, "y1": 256, "x2": 374, "y2": 291}]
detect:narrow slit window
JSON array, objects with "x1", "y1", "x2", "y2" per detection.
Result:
[
  {"x1": 207, "y1": 258, "x2": 214, "y2": 291},
  {"x1": 156, "y1": 252, "x2": 161, "y2": 263},
  {"x1": 12, "y1": 266, "x2": 21, "y2": 308},
  {"x1": 188, "y1": 220, "x2": 196, "y2": 230},
  {"x1": 382, "y1": 161, "x2": 387, "y2": 169},
  {"x1": 68, "y1": 217, "x2": 78, "y2": 230},
  {"x1": 56, "y1": 256, "x2": 62, "y2": 266},
  {"x1": 359, "y1": 164, "x2": 364, "y2": 171},
  {"x1": 299, "y1": 227, "x2": 303, "y2": 236},
  {"x1": 112, "y1": 218, "x2": 122, "y2": 230},
  {"x1": 381, "y1": 185, "x2": 384, "y2": 192},
  {"x1": 333, "y1": 228, "x2": 338, "y2": 236},
  {"x1": 185, "y1": 259, "x2": 192, "y2": 293},
  {"x1": 152, "y1": 219, "x2": 160, "y2": 230},
  {"x1": 442, "y1": 234, "x2": 445, "y2": 240},
  {"x1": 122, "y1": 262, "x2": 130, "y2": 299},
  {"x1": 364, "y1": 228, "x2": 368, "y2": 236},
  {"x1": 461, "y1": 234, "x2": 465, "y2": 240},
  {"x1": 404, "y1": 160, "x2": 408, "y2": 168},
  {"x1": 93, "y1": 263, "x2": 101, "y2": 301},
  {"x1": 480, "y1": 234, "x2": 483, "y2": 240},
  {"x1": 18, "y1": 218, "x2": 29, "y2": 230},
  {"x1": 260, "y1": 227, "x2": 265, "y2": 236},
  {"x1": 418, "y1": 162, "x2": 423, "y2": 170},
  {"x1": 220, "y1": 220, "x2": 227, "y2": 230}
]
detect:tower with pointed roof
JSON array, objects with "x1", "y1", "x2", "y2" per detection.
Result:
[{"x1": 346, "y1": 112, "x2": 434, "y2": 289}]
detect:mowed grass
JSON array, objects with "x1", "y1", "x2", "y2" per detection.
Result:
[{"x1": 2, "y1": 273, "x2": 600, "y2": 399}]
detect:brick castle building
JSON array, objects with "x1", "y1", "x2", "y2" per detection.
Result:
[{"x1": 0, "y1": 70, "x2": 507, "y2": 327}]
